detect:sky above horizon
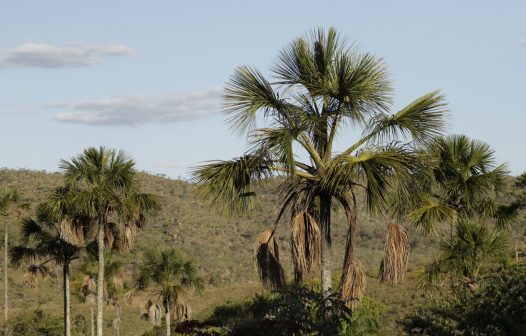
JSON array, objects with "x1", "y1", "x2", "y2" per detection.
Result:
[{"x1": 1, "y1": 1, "x2": 525, "y2": 179}]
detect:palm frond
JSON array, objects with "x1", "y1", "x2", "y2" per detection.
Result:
[
  {"x1": 340, "y1": 257, "x2": 366, "y2": 307},
  {"x1": 253, "y1": 229, "x2": 285, "y2": 289},
  {"x1": 364, "y1": 91, "x2": 448, "y2": 146},
  {"x1": 378, "y1": 223, "x2": 410, "y2": 284},
  {"x1": 291, "y1": 211, "x2": 321, "y2": 282},
  {"x1": 191, "y1": 153, "x2": 273, "y2": 213}
]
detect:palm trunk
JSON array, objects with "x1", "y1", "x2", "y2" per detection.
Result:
[
  {"x1": 91, "y1": 308, "x2": 95, "y2": 336},
  {"x1": 63, "y1": 263, "x2": 71, "y2": 336},
  {"x1": 114, "y1": 304, "x2": 120, "y2": 336},
  {"x1": 319, "y1": 195, "x2": 332, "y2": 297},
  {"x1": 165, "y1": 299, "x2": 171, "y2": 336},
  {"x1": 3, "y1": 221, "x2": 8, "y2": 336},
  {"x1": 97, "y1": 223, "x2": 105, "y2": 336}
]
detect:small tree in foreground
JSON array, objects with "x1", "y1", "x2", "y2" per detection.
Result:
[{"x1": 128, "y1": 249, "x2": 203, "y2": 336}]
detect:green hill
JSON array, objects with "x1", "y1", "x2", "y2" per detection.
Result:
[{"x1": 0, "y1": 168, "x2": 439, "y2": 335}]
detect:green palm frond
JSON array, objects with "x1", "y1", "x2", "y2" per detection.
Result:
[
  {"x1": 191, "y1": 153, "x2": 273, "y2": 213},
  {"x1": 408, "y1": 200, "x2": 457, "y2": 235},
  {"x1": 364, "y1": 91, "x2": 448, "y2": 146}
]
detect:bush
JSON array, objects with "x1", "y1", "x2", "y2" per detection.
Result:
[
  {"x1": 9, "y1": 309, "x2": 63, "y2": 336},
  {"x1": 400, "y1": 263, "x2": 526, "y2": 335},
  {"x1": 207, "y1": 286, "x2": 384, "y2": 336}
]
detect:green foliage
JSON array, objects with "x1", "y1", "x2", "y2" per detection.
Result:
[
  {"x1": 9, "y1": 309, "x2": 63, "y2": 336},
  {"x1": 131, "y1": 249, "x2": 204, "y2": 308},
  {"x1": 401, "y1": 263, "x2": 526, "y2": 335},
  {"x1": 206, "y1": 286, "x2": 384, "y2": 336},
  {"x1": 417, "y1": 219, "x2": 509, "y2": 290}
]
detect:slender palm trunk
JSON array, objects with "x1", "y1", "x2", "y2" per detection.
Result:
[
  {"x1": 97, "y1": 223, "x2": 105, "y2": 336},
  {"x1": 165, "y1": 299, "x2": 171, "y2": 336},
  {"x1": 319, "y1": 195, "x2": 332, "y2": 297},
  {"x1": 114, "y1": 304, "x2": 120, "y2": 336},
  {"x1": 3, "y1": 221, "x2": 8, "y2": 336},
  {"x1": 63, "y1": 263, "x2": 71, "y2": 336},
  {"x1": 91, "y1": 308, "x2": 95, "y2": 336}
]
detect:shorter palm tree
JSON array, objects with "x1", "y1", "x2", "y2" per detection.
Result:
[
  {"x1": 417, "y1": 219, "x2": 509, "y2": 290},
  {"x1": 0, "y1": 186, "x2": 27, "y2": 336},
  {"x1": 10, "y1": 205, "x2": 88, "y2": 336},
  {"x1": 79, "y1": 253, "x2": 125, "y2": 336},
  {"x1": 127, "y1": 250, "x2": 203, "y2": 336}
]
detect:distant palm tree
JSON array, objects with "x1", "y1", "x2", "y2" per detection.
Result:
[
  {"x1": 192, "y1": 27, "x2": 448, "y2": 300},
  {"x1": 417, "y1": 219, "x2": 508, "y2": 290},
  {"x1": 392, "y1": 134, "x2": 509, "y2": 234},
  {"x1": 0, "y1": 186, "x2": 26, "y2": 336},
  {"x1": 390, "y1": 135, "x2": 513, "y2": 289},
  {"x1": 10, "y1": 204, "x2": 88, "y2": 336},
  {"x1": 128, "y1": 250, "x2": 203, "y2": 336},
  {"x1": 79, "y1": 253, "x2": 125, "y2": 336},
  {"x1": 51, "y1": 147, "x2": 162, "y2": 336}
]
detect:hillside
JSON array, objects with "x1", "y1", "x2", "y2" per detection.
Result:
[{"x1": 0, "y1": 168, "x2": 440, "y2": 335}]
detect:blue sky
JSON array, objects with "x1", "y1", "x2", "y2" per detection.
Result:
[{"x1": 1, "y1": 1, "x2": 525, "y2": 179}]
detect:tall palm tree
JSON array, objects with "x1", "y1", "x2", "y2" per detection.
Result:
[
  {"x1": 192, "y1": 27, "x2": 448, "y2": 299},
  {"x1": 128, "y1": 249, "x2": 203, "y2": 336},
  {"x1": 0, "y1": 186, "x2": 26, "y2": 336},
  {"x1": 53, "y1": 147, "x2": 161, "y2": 336},
  {"x1": 10, "y1": 205, "x2": 88, "y2": 336}
]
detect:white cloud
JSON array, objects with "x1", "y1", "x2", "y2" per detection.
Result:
[
  {"x1": 521, "y1": 38, "x2": 526, "y2": 46},
  {"x1": 0, "y1": 43, "x2": 133, "y2": 69},
  {"x1": 155, "y1": 161, "x2": 188, "y2": 169},
  {"x1": 46, "y1": 87, "x2": 223, "y2": 126}
]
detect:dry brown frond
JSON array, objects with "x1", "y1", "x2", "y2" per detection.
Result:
[
  {"x1": 60, "y1": 218, "x2": 85, "y2": 246},
  {"x1": 378, "y1": 223, "x2": 410, "y2": 285},
  {"x1": 119, "y1": 225, "x2": 135, "y2": 253},
  {"x1": 22, "y1": 271, "x2": 38, "y2": 289},
  {"x1": 149, "y1": 304, "x2": 161, "y2": 326},
  {"x1": 81, "y1": 275, "x2": 96, "y2": 297},
  {"x1": 173, "y1": 302, "x2": 192, "y2": 322},
  {"x1": 291, "y1": 211, "x2": 321, "y2": 283},
  {"x1": 253, "y1": 229, "x2": 285, "y2": 289},
  {"x1": 340, "y1": 257, "x2": 366, "y2": 308}
]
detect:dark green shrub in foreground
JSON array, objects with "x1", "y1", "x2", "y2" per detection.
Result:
[
  {"x1": 400, "y1": 263, "x2": 526, "y2": 336},
  {"x1": 207, "y1": 286, "x2": 384, "y2": 336}
]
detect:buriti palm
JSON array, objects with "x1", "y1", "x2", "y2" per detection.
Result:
[{"x1": 193, "y1": 27, "x2": 449, "y2": 300}]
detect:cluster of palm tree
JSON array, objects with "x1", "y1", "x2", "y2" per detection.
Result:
[
  {"x1": 192, "y1": 27, "x2": 519, "y2": 304},
  {"x1": 2, "y1": 147, "x2": 165, "y2": 336}
]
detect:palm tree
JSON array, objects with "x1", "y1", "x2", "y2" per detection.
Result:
[
  {"x1": 128, "y1": 249, "x2": 203, "y2": 336},
  {"x1": 191, "y1": 27, "x2": 448, "y2": 299},
  {"x1": 417, "y1": 219, "x2": 508, "y2": 290},
  {"x1": 53, "y1": 147, "x2": 162, "y2": 336},
  {"x1": 79, "y1": 253, "x2": 125, "y2": 336},
  {"x1": 392, "y1": 134, "x2": 510, "y2": 234},
  {"x1": 390, "y1": 135, "x2": 513, "y2": 289},
  {"x1": 0, "y1": 186, "x2": 26, "y2": 335},
  {"x1": 10, "y1": 204, "x2": 88, "y2": 336}
]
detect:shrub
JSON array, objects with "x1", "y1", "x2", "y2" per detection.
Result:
[{"x1": 400, "y1": 263, "x2": 526, "y2": 335}]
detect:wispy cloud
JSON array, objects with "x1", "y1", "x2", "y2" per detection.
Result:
[
  {"x1": 155, "y1": 161, "x2": 188, "y2": 169},
  {"x1": 0, "y1": 43, "x2": 133, "y2": 69},
  {"x1": 46, "y1": 88, "x2": 222, "y2": 126},
  {"x1": 521, "y1": 38, "x2": 526, "y2": 46}
]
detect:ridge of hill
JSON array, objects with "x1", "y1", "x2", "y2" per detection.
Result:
[{"x1": 0, "y1": 168, "x2": 438, "y2": 335}]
